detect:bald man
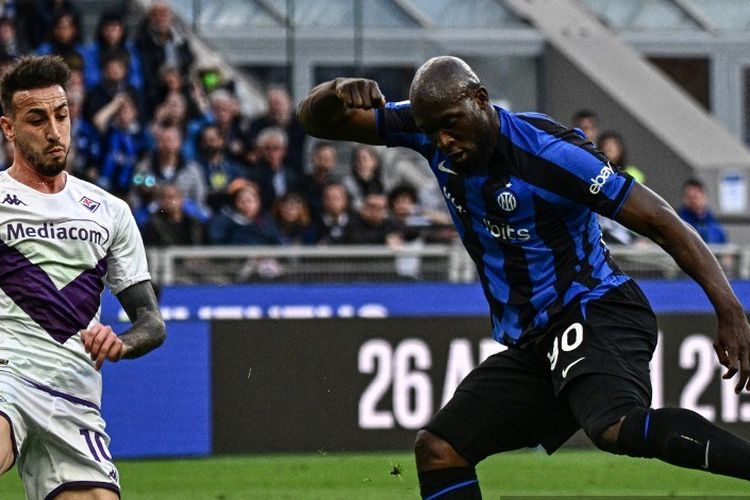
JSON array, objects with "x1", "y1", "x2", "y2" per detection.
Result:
[{"x1": 299, "y1": 56, "x2": 750, "y2": 498}]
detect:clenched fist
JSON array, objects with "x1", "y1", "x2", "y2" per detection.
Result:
[
  {"x1": 333, "y1": 78, "x2": 386, "y2": 110},
  {"x1": 80, "y1": 324, "x2": 125, "y2": 370}
]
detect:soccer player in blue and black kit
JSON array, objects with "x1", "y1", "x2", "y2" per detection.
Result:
[{"x1": 299, "y1": 56, "x2": 750, "y2": 498}]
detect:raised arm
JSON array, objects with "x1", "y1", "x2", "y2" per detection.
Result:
[
  {"x1": 297, "y1": 78, "x2": 385, "y2": 144},
  {"x1": 616, "y1": 182, "x2": 750, "y2": 393}
]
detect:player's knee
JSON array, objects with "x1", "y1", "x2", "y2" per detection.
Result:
[
  {"x1": 581, "y1": 407, "x2": 642, "y2": 454},
  {"x1": 52, "y1": 487, "x2": 119, "y2": 500},
  {"x1": 0, "y1": 451, "x2": 13, "y2": 475},
  {"x1": 0, "y1": 419, "x2": 14, "y2": 475},
  {"x1": 414, "y1": 430, "x2": 468, "y2": 470},
  {"x1": 588, "y1": 418, "x2": 624, "y2": 453},
  {"x1": 611, "y1": 406, "x2": 655, "y2": 458}
]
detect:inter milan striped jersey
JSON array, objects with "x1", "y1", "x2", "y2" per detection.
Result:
[
  {"x1": 377, "y1": 102, "x2": 634, "y2": 345},
  {"x1": 0, "y1": 171, "x2": 150, "y2": 407}
]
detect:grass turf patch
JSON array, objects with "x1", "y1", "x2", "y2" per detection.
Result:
[{"x1": 0, "y1": 449, "x2": 748, "y2": 498}]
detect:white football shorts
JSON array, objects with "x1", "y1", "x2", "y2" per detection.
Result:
[{"x1": 0, "y1": 370, "x2": 120, "y2": 499}]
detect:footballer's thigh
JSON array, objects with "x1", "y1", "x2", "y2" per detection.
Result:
[
  {"x1": 0, "y1": 372, "x2": 29, "y2": 477},
  {"x1": 0, "y1": 415, "x2": 14, "y2": 474},
  {"x1": 550, "y1": 280, "x2": 657, "y2": 448},
  {"x1": 53, "y1": 487, "x2": 119, "y2": 500},
  {"x1": 420, "y1": 342, "x2": 580, "y2": 467},
  {"x1": 20, "y1": 396, "x2": 120, "y2": 500}
]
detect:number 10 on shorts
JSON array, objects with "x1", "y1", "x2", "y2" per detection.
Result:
[
  {"x1": 79, "y1": 428, "x2": 112, "y2": 463},
  {"x1": 547, "y1": 322, "x2": 584, "y2": 371}
]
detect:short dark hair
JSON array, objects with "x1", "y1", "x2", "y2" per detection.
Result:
[
  {"x1": 572, "y1": 109, "x2": 598, "y2": 123},
  {"x1": 683, "y1": 177, "x2": 705, "y2": 191},
  {"x1": 388, "y1": 183, "x2": 418, "y2": 208},
  {"x1": 312, "y1": 141, "x2": 336, "y2": 155},
  {"x1": 0, "y1": 56, "x2": 70, "y2": 116}
]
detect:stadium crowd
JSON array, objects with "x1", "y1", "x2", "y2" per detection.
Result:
[
  {"x1": 0, "y1": 0, "x2": 455, "y2": 252},
  {"x1": 0, "y1": 1, "x2": 726, "y2": 255}
]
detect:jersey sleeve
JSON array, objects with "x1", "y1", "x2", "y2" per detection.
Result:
[
  {"x1": 505, "y1": 112, "x2": 635, "y2": 218},
  {"x1": 105, "y1": 199, "x2": 151, "y2": 294},
  {"x1": 376, "y1": 101, "x2": 435, "y2": 160}
]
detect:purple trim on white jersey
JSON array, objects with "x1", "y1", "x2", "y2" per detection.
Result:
[
  {"x1": 0, "y1": 411, "x2": 18, "y2": 470},
  {"x1": 0, "y1": 240, "x2": 107, "y2": 344},
  {"x1": 45, "y1": 480, "x2": 120, "y2": 500},
  {"x1": 20, "y1": 376, "x2": 100, "y2": 412}
]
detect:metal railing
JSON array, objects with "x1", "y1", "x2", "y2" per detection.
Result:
[{"x1": 146, "y1": 243, "x2": 750, "y2": 285}]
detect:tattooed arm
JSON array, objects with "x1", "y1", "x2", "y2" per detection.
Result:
[
  {"x1": 117, "y1": 280, "x2": 166, "y2": 358},
  {"x1": 81, "y1": 281, "x2": 166, "y2": 369}
]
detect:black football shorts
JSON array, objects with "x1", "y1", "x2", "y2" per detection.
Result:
[{"x1": 423, "y1": 279, "x2": 658, "y2": 465}]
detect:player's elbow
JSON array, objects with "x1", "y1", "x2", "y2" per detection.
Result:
[
  {"x1": 297, "y1": 100, "x2": 321, "y2": 137},
  {"x1": 153, "y1": 316, "x2": 167, "y2": 348},
  {"x1": 143, "y1": 310, "x2": 167, "y2": 349}
]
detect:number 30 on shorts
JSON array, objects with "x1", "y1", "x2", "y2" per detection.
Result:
[{"x1": 547, "y1": 322, "x2": 584, "y2": 371}]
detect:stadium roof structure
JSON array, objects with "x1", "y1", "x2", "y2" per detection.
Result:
[
  {"x1": 173, "y1": 0, "x2": 750, "y2": 34},
  {"x1": 165, "y1": 0, "x2": 750, "y2": 214}
]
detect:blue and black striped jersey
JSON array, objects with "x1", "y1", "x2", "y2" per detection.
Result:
[{"x1": 376, "y1": 102, "x2": 635, "y2": 345}]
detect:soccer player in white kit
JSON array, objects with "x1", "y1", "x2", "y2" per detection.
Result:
[{"x1": 0, "y1": 56, "x2": 166, "y2": 499}]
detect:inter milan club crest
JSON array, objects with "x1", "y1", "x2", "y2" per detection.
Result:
[{"x1": 497, "y1": 190, "x2": 517, "y2": 212}]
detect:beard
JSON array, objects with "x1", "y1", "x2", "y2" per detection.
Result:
[{"x1": 15, "y1": 137, "x2": 68, "y2": 177}]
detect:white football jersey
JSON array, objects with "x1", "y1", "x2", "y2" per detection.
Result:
[{"x1": 0, "y1": 171, "x2": 150, "y2": 407}]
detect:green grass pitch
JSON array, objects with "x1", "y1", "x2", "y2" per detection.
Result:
[{"x1": 0, "y1": 450, "x2": 748, "y2": 498}]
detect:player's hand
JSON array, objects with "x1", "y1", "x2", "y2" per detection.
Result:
[
  {"x1": 333, "y1": 78, "x2": 385, "y2": 110},
  {"x1": 80, "y1": 324, "x2": 125, "y2": 371},
  {"x1": 713, "y1": 310, "x2": 750, "y2": 393}
]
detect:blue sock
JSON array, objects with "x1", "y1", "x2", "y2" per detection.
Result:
[{"x1": 418, "y1": 467, "x2": 481, "y2": 499}]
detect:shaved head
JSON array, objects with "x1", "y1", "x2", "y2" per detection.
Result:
[
  {"x1": 407, "y1": 56, "x2": 498, "y2": 168},
  {"x1": 409, "y1": 56, "x2": 480, "y2": 107}
]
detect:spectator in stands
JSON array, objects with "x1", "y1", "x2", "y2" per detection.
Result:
[
  {"x1": 208, "y1": 89, "x2": 246, "y2": 161},
  {"x1": 315, "y1": 182, "x2": 352, "y2": 245},
  {"x1": 208, "y1": 181, "x2": 281, "y2": 245},
  {"x1": 0, "y1": 137, "x2": 12, "y2": 170},
  {"x1": 246, "y1": 86, "x2": 306, "y2": 173},
  {"x1": 143, "y1": 183, "x2": 204, "y2": 247},
  {"x1": 94, "y1": 94, "x2": 150, "y2": 198},
  {"x1": 388, "y1": 183, "x2": 454, "y2": 244},
  {"x1": 247, "y1": 127, "x2": 300, "y2": 212},
  {"x1": 134, "y1": 125, "x2": 208, "y2": 220},
  {"x1": 598, "y1": 130, "x2": 646, "y2": 183},
  {"x1": 67, "y1": 84, "x2": 100, "y2": 183},
  {"x1": 35, "y1": 11, "x2": 84, "y2": 71},
  {"x1": 301, "y1": 142, "x2": 340, "y2": 220},
  {"x1": 0, "y1": 1, "x2": 18, "y2": 21},
  {"x1": 572, "y1": 109, "x2": 599, "y2": 145},
  {"x1": 82, "y1": 10, "x2": 143, "y2": 93},
  {"x1": 184, "y1": 89, "x2": 245, "y2": 163},
  {"x1": 152, "y1": 91, "x2": 189, "y2": 137},
  {"x1": 389, "y1": 184, "x2": 428, "y2": 243},
  {"x1": 24, "y1": 0, "x2": 81, "y2": 51},
  {"x1": 678, "y1": 178, "x2": 728, "y2": 244},
  {"x1": 343, "y1": 145, "x2": 385, "y2": 211},
  {"x1": 136, "y1": 1, "x2": 194, "y2": 115},
  {"x1": 343, "y1": 193, "x2": 399, "y2": 245},
  {"x1": 66, "y1": 65, "x2": 84, "y2": 95},
  {"x1": 153, "y1": 64, "x2": 204, "y2": 122},
  {"x1": 196, "y1": 123, "x2": 245, "y2": 214},
  {"x1": 272, "y1": 192, "x2": 317, "y2": 246},
  {"x1": 0, "y1": 16, "x2": 27, "y2": 59},
  {"x1": 596, "y1": 131, "x2": 647, "y2": 246},
  {"x1": 84, "y1": 54, "x2": 143, "y2": 124}
]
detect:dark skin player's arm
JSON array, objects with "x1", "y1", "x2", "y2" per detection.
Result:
[
  {"x1": 617, "y1": 182, "x2": 750, "y2": 393},
  {"x1": 297, "y1": 78, "x2": 385, "y2": 144}
]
